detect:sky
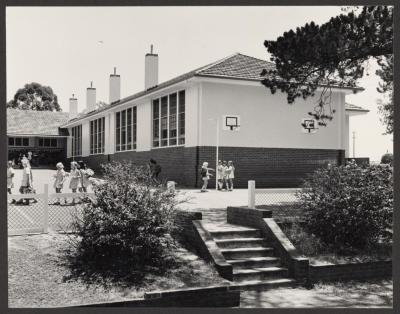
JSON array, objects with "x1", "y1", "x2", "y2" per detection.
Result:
[{"x1": 6, "y1": 6, "x2": 393, "y2": 162}]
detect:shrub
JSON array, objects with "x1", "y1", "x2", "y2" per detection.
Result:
[
  {"x1": 70, "y1": 161, "x2": 179, "y2": 270},
  {"x1": 381, "y1": 153, "x2": 393, "y2": 165},
  {"x1": 297, "y1": 161, "x2": 393, "y2": 250}
]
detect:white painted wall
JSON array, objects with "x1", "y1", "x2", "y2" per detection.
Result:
[
  {"x1": 137, "y1": 100, "x2": 152, "y2": 151},
  {"x1": 200, "y1": 82, "x2": 346, "y2": 150},
  {"x1": 183, "y1": 84, "x2": 200, "y2": 147},
  {"x1": 81, "y1": 121, "x2": 90, "y2": 156},
  {"x1": 344, "y1": 114, "x2": 350, "y2": 157},
  {"x1": 66, "y1": 134, "x2": 72, "y2": 158}
]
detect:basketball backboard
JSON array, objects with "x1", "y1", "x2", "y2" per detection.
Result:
[{"x1": 223, "y1": 115, "x2": 240, "y2": 131}]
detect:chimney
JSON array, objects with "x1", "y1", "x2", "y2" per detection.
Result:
[
  {"x1": 145, "y1": 44, "x2": 159, "y2": 90},
  {"x1": 86, "y1": 81, "x2": 96, "y2": 112},
  {"x1": 69, "y1": 94, "x2": 78, "y2": 119},
  {"x1": 109, "y1": 67, "x2": 121, "y2": 103}
]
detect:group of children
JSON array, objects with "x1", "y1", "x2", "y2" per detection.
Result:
[
  {"x1": 200, "y1": 160, "x2": 235, "y2": 192},
  {"x1": 7, "y1": 158, "x2": 94, "y2": 205},
  {"x1": 52, "y1": 161, "x2": 94, "y2": 205}
]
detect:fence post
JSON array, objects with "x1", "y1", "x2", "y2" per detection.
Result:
[
  {"x1": 43, "y1": 184, "x2": 49, "y2": 233},
  {"x1": 248, "y1": 180, "x2": 255, "y2": 208},
  {"x1": 167, "y1": 181, "x2": 176, "y2": 192}
]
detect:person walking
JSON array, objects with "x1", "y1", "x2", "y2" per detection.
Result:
[
  {"x1": 226, "y1": 161, "x2": 235, "y2": 191},
  {"x1": 69, "y1": 161, "x2": 81, "y2": 205},
  {"x1": 53, "y1": 162, "x2": 67, "y2": 205},
  {"x1": 7, "y1": 161, "x2": 16, "y2": 204},
  {"x1": 78, "y1": 161, "x2": 94, "y2": 192},
  {"x1": 200, "y1": 162, "x2": 214, "y2": 192},
  {"x1": 149, "y1": 159, "x2": 162, "y2": 182}
]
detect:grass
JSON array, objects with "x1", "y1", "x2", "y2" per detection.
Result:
[
  {"x1": 281, "y1": 223, "x2": 392, "y2": 265},
  {"x1": 8, "y1": 232, "x2": 230, "y2": 308}
]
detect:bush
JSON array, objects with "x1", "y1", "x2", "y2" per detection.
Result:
[
  {"x1": 381, "y1": 153, "x2": 393, "y2": 164},
  {"x1": 70, "y1": 161, "x2": 179, "y2": 270},
  {"x1": 297, "y1": 161, "x2": 393, "y2": 250}
]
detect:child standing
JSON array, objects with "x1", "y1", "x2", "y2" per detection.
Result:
[
  {"x1": 69, "y1": 161, "x2": 81, "y2": 204},
  {"x1": 78, "y1": 161, "x2": 94, "y2": 192},
  {"x1": 7, "y1": 161, "x2": 16, "y2": 204},
  {"x1": 217, "y1": 160, "x2": 223, "y2": 190},
  {"x1": 53, "y1": 162, "x2": 67, "y2": 205},
  {"x1": 226, "y1": 161, "x2": 235, "y2": 191}
]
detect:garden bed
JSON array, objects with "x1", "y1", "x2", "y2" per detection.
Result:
[
  {"x1": 8, "y1": 232, "x2": 230, "y2": 308},
  {"x1": 281, "y1": 223, "x2": 392, "y2": 266}
]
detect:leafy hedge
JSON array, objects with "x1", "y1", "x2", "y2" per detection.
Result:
[
  {"x1": 297, "y1": 161, "x2": 393, "y2": 249},
  {"x1": 71, "y1": 161, "x2": 179, "y2": 269}
]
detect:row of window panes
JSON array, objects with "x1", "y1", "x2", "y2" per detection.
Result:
[
  {"x1": 116, "y1": 106, "x2": 137, "y2": 152},
  {"x1": 90, "y1": 117, "x2": 105, "y2": 154},
  {"x1": 8, "y1": 137, "x2": 29, "y2": 147},
  {"x1": 71, "y1": 125, "x2": 82, "y2": 156},
  {"x1": 153, "y1": 90, "x2": 185, "y2": 147},
  {"x1": 39, "y1": 138, "x2": 58, "y2": 148}
]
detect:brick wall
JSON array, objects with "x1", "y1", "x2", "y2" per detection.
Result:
[
  {"x1": 309, "y1": 260, "x2": 392, "y2": 282},
  {"x1": 71, "y1": 146, "x2": 344, "y2": 188},
  {"x1": 75, "y1": 285, "x2": 240, "y2": 307}
]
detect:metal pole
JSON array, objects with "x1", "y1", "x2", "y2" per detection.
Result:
[
  {"x1": 215, "y1": 118, "x2": 219, "y2": 190},
  {"x1": 352, "y1": 131, "x2": 356, "y2": 158}
]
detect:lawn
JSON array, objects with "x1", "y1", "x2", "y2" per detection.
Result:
[{"x1": 8, "y1": 232, "x2": 230, "y2": 308}]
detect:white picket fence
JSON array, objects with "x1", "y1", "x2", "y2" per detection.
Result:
[{"x1": 7, "y1": 184, "x2": 95, "y2": 236}]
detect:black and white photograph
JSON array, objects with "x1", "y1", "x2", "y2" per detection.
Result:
[{"x1": 4, "y1": 4, "x2": 394, "y2": 309}]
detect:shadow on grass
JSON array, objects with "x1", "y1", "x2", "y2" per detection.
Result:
[{"x1": 57, "y1": 243, "x2": 184, "y2": 289}]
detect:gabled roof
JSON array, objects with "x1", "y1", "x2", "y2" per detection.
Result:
[
  {"x1": 7, "y1": 109, "x2": 70, "y2": 136},
  {"x1": 64, "y1": 53, "x2": 364, "y2": 126},
  {"x1": 345, "y1": 102, "x2": 369, "y2": 113}
]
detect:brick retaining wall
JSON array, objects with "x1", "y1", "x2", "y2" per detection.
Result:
[
  {"x1": 74, "y1": 285, "x2": 240, "y2": 307},
  {"x1": 309, "y1": 260, "x2": 392, "y2": 282},
  {"x1": 69, "y1": 146, "x2": 344, "y2": 188}
]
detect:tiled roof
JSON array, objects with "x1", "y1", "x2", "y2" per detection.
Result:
[
  {"x1": 7, "y1": 109, "x2": 70, "y2": 136},
  {"x1": 345, "y1": 103, "x2": 369, "y2": 112},
  {"x1": 197, "y1": 53, "x2": 275, "y2": 80},
  {"x1": 63, "y1": 53, "x2": 364, "y2": 126}
]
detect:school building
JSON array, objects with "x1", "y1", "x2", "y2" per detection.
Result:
[
  {"x1": 8, "y1": 50, "x2": 369, "y2": 187},
  {"x1": 7, "y1": 109, "x2": 70, "y2": 167}
]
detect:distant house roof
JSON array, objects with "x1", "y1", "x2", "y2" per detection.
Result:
[
  {"x1": 7, "y1": 109, "x2": 70, "y2": 136},
  {"x1": 63, "y1": 53, "x2": 365, "y2": 126},
  {"x1": 345, "y1": 103, "x2": 369, "y2": 113}
]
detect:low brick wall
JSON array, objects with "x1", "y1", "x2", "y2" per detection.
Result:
[
  {"x1": 309, "y1": 260, "x2": 392, "y2": 282},
  {"x1": 173, "y1": 210, "x2": 202, "y2": 245},
  {"x1": 227, "y1": 206, "x2": 272, "y2": 227},
  {"x1": 192, "y1": 220, "x2": 233, "y2": 280},
  {"x1": 74, "y1": 285, "x2": 240, "y2": 307}
]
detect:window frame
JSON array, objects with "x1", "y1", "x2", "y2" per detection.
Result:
[
  {"x1": 71, "y1": 125, "x2": 82, "y2": 157},
  {"x1": 90, "y1": 117, "x2": 105, "y2": 155},
  {"x1": 152, "y1": 90, "x2": 185, "y2": 149},
  {"x1": 115, "y1": 106, "x2": 137, "y2": 153}
]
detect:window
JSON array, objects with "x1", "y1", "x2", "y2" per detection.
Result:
[
  {"x1": 71, "y1": 125, "x2": 82, "y2": 156},
  {"x1": 152, "y1": 90, "x2": 185, "y2": 148},
  {"x1": 39, "y1": 137, "x2": 59, "y2": 148},
  {"x1": 115, "y1": 106, "x2": 137, "y2": 152},
  {"x1": 8, "y1": 137, "x2": 30, "y2": 147},
  {"x1": 90, "y1": 117, "x2": 105, "y2": 154}
]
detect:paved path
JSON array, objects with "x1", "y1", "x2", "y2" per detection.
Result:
[{"x1": 240, "y1": 280, "x2": 393, "y2": 308}]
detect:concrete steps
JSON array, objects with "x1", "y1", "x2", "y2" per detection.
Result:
[
  {"x1": 208, "y1": 223, "x2": 295, "y2": 289},
  {"x1": 230, "y1": 278, "x2": 297, "y2": 291}
]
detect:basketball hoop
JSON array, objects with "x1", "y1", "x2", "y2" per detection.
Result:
[{"x1": 223, "y1": 115, "x2": 240, "y2": 131}]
